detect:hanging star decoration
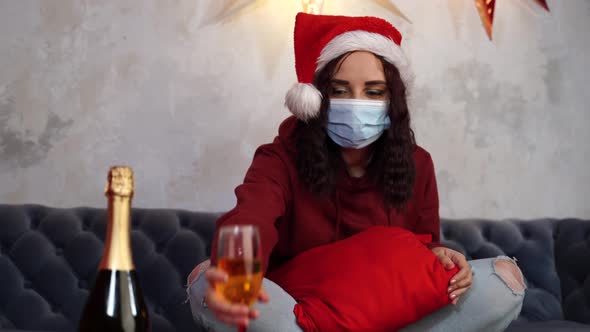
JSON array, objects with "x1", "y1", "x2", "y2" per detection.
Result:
[
  {"x1": 532, "y1": 0, "x2": 550, "y2": 11},
  {"x1": 197, "y1": 0, "x2": 412, "y2": 78},
  {"x1": 198, "y1": 0, "x2": 412, "y2": 27},
  {"x1": 197, "y1": 0, "x2": 256, "y2": 28},
  {"x1": 301, "y1": 0, "x2": 324, "y2": 15},
  {"x1": 474, "y1": 0, "x2": 495, "y2": 40},
  {"x1": 474, "y1": 0, "x2": 550, "y2": 40}
]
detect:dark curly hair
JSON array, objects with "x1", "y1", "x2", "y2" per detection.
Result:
[{"x1": 294, "y1": 52, "x2": 416, "y2": 210}]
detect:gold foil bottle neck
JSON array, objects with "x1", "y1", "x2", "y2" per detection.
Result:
[
  {"x1": 100, "y1": 166, "x2": 135, "y2": 270},
  {"x1": 105, "y1": 166, "x2": 134, "y2": 197}
]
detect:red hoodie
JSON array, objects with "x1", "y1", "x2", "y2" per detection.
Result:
[{"x1": 211, "y1": 116, "x2": 442, "y2": 274}]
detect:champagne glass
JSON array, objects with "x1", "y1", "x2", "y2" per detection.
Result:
[{"x1": 216, "y1": 225, "x2": 263, "y2": 332}]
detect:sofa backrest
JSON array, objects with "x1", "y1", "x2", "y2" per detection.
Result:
[
  {"x1": 1, "y1": 204, "x2": 588, "y2": 331},
  {"x1": 441, "y1": 218, "x2": 590, "y2": 324},
  {"x1": 553, "y1": 219, "x2": 590, "y2": 324},
  {"x1": 0, "y1": 204, "x2": 218, "y2": 332}
]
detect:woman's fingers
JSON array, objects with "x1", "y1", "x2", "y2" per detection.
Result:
[
  {"x1": 204, "y1": 268, "x2": 268, "y2": 325},
  {"x1": 453, "y1": 274, "x2": 473, "y2": 289},
  {"x1": 206, "y1": 293, "x2": 249, "y2": 316},
  {"x1": 450, "y1": 266, "x2": 470, "y2": 285},
  {"x1": 258, "y1": 286, "x2": 270, "y2": 302},
  {"x1": 448, "y1": 254, "x2": 471, "y2": 285},
  {"x1": 205, "y1": 268, "x2": 228, "y2": 284},
  {"x1": 437, "y1": 254, "x2": 455, "y2": 270},
  {"x1": 210, "y1": 308, "x2": 249, "y2": 327},
  {"x1": 451, "y1": 253, "x2": 469, "y2": 270},
  {"x1": 250, "y1": 287, "x2": 269, "y2": 318},
  {"x1": 447, "y1": 257, "x2": 472, "y2": 306},
  {"x1": 205, "y1": 288, "x2": 249, "y2": 318},
  {"x1": 248, "y1": 309, "x2": 260, "y2": 319},
  {"x1": 205, "y1": 267, "x2": 249, "y2": 322},
  {"x1": 449, "y1": 265, "x2": 472, "y2": 294},
  {"x1": 449, "y1": 284, "x2": 470, "y2": 300},
  {"x1": 450, "y1": 254, "x2": 469, "y2": 277},
  {"x1": 216, "y1": 313, "x2": 250, "y2": 328},
  {"x1": 448, "y1": 272, "x2": 472, "y2": 305},
  {"x1": 448, "y1": 279, "x2": 472, "y2": 294}
]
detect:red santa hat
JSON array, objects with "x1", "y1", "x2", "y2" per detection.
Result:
[{"x1": 285, "y1": 12, "x2": 414, "y2": 121}]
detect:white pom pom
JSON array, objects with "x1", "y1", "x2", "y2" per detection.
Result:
[{"x1": 284, "y1": 83, "x2": 322, "y2": 121}]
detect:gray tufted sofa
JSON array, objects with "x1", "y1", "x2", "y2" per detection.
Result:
[{"x1": 0, "y1": 204, "x2": 589, "y2": 331}]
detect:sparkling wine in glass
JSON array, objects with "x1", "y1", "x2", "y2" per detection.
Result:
[{"x1": 216, "y1": 225, "x2": 263, "y2": 331}]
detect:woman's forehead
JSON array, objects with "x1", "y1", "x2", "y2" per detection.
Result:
[{"x1": 333, "y1": 51, "x2": 386, "y2": 82}]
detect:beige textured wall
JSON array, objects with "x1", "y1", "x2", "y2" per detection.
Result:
[{"x1": 1, "y1": 0, "x2": 589, "y2": 218}]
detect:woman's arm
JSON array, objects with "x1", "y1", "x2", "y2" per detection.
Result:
[
  {"x1": 413, "y1": 152, "x2": 444, "y2": 249},
  {"x1": 416, "y1": 152, "x2": 472, "y2": 304},
  {"x1": 210, "y1": 143, "x2": 292, "y2": 272}
]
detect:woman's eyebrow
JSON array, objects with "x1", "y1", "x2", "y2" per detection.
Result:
[
  {"x1": 330, "y1": 79, "x2": 349, "y2": 85},
  {"x1": 365, "y1": 80, "x2": 387, "y2": 86}
]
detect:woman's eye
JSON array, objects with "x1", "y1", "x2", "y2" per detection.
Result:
[
  {"x1": 367, "y1": 90, "x2": 385, "y2": 97},
  {"x1": 330, "y1": 87, "x2": 348, "y2": 96}
]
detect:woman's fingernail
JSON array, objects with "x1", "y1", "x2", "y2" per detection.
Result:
[
  {"x1": 448, "y1": 287, "x2": 453, "y2": 292},
  {"x1": 451, "y1": 279, "x2": 457, "y2": 284},
  {"x1": 450, "y1": 293, "x2": 457, "y2": 299}
]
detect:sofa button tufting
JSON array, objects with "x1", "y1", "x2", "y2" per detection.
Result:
[
  {"x1": 78, "y1": 280, "x2": 88, "y2": 289},
  {"x1": 55, "y1": 248, "x2": 64, "y2": 256},
  {"x1": 24, "y1": 279, "x2": 33, "y2": 289}
]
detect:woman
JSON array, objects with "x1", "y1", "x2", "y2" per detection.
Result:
[{"x1": 188, "y1": 13, "x2": 526, "y2": 332}]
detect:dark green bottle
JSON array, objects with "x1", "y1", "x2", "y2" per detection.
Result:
[{"x1": 79, "y1": 167, "x2": 150, "y2": 332}]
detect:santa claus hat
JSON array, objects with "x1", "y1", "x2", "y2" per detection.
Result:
[{"x1": 285, "y1": 12, "x2": 414, "y2": 121}]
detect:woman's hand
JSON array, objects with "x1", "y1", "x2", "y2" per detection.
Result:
[
  {"x1": 204, "y1": 267, "x2": 270, "y2": 328},
  {"x1": 431, "y1": 247, "x2": 472, "y2": 305}
]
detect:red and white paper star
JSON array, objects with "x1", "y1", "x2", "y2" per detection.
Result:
[{"x1": 474, "y1": 0, "x2": 550, "y2": 40}]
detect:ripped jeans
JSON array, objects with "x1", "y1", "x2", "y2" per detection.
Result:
[{"x1": 188, "y1": 256, "x2": 526, "y2": 332}]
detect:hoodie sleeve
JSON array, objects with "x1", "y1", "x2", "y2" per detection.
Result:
[
  {"x1": 414, "y1": 152, "x2": 445, "y2": 249},
  {"x1": 210, "y1": 142, "x2": 292, "y2": 272}
]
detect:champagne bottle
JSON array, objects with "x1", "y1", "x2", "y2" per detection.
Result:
[{"x1": 79, "y1": 166, "x2": 150, "y2": 332}]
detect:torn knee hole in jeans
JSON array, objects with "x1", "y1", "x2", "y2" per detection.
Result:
[{"x1": 493, "y1": 257, "x2": 527, "y2": 294}]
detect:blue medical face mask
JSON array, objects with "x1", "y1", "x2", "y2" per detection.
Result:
[{"x1": 326, "y1": 99, "x2": 391, "y2": 149}]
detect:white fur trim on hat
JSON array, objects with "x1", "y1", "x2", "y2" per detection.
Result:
[
  {"x1": 284, "y1": 83, "x2": 323, "y2": 122},
  {"x1": 317, "y1": 30, "x2": 415, "y2": 93}
]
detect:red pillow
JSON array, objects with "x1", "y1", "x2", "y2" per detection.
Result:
[{"x1": 266, "y1": 226, "x2": 458, "y2": 332}]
